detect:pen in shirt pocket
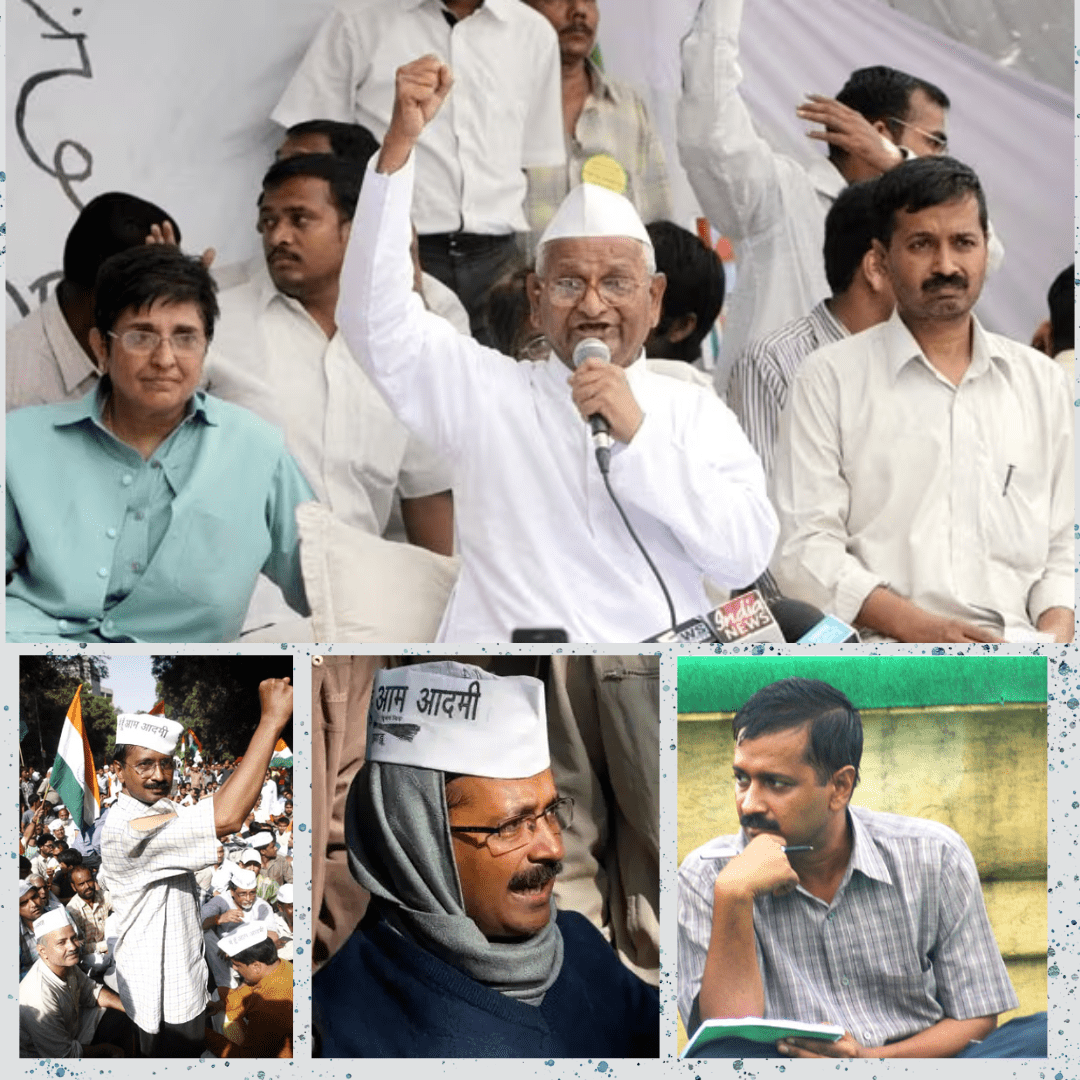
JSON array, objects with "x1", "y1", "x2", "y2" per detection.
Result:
[{"x1": 1002, "y1": 464, "x2": 1015, "y2": 496}]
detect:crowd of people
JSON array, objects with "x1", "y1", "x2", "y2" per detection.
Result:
[
  {"x1": 18, "y1": 688, "x2": 295, "y2": 1058},
  {"x1": 4, "y1": 0, "x2": 1073, "y2": 644}
]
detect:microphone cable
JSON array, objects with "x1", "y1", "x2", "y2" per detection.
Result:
[{"x1": 598, "y1": 452, "x2": 679, "y2": 635}]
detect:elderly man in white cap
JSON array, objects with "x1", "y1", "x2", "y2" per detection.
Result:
[
  {"x1": 205, "y1": 924, "x2": 293, "y2": 1059},
  {"x1": 313, "y1": 661, "x2": 659, "y2": 1057},
  {"x1": 337, "y1": 55, "x2": 777, "y2": 643},
  {"x1": 99, "y1": 678, "x2": 293, "y2": 1057},
  {"x1": 202, "y1": 866, "x2": 279, "y2": 993},
  {"x1": 19, "y1": 909, "x2": 131, "y2": 1058}
]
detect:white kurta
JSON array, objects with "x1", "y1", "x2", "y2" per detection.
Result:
[
  {"x1": 338, "y1": 156, "x2": 778, "y2": 642},
  {"x1": 19, "y1": 959, "x2": 103, "y2": 1058}
]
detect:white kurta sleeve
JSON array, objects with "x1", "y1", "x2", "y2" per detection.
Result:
[
  {"x1": 676, "y1": 0, "x2": 798, "y2": 243},
  {"x1": 770, "y1": 353, "x2": 887, "y2": 620},
  {"x1": 337, "y1": 155, "x2": 519, "y2": 461},
  {"x1": 271, "y1": 8, "x2": 367, "y2": 127},
  {"x1": 397, "y1": 434, "x2": 453, "y2": 500},
  {"x1": 610, "y1": 385, "x2": 778, "y2": 590}
]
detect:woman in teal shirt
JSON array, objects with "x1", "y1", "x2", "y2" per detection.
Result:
[{"x1": 6, "y1": 245, "x2": 313, "y2": 642}]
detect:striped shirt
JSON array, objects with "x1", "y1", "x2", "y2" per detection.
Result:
[
  {"x1": 677, "y1": 806, "x2": 1018, "y2": 1048},
  {"x1": 727, "y1": 300, "x2": 847, "y2": 476},
  {"x1": 101, "y1": 792, "x2": 219, "y2": 1033}
]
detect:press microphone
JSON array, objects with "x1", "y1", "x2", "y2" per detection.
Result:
[
  {"x1": 572, "y1": 337, "x2": 613, "y2": 473},
  {"x1": 706, "y1": 589, "x2": 786, "y2": 644},
  {"x1": 769, "y1": 597, "x2": 860, "y2": 643}
]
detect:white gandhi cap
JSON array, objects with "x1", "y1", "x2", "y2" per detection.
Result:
[
  {"x1": 537, "y1": 181, "x2": 653, "y2": 263},
  {"x1": 218, "y1": 923, "x2": 268, "y2": 957},
  {"x1": 115, "y1": 713, "x2": 185, "y2": 755},
  {"x1": 366, "y1": 661, "x2": 549, "y2": 779},
  {"x1": 33, "y1": 909, "x2": 71, "y2": 940},
  {"x1": 231, "y1": 867, "x2": 258, "y2": 890}
]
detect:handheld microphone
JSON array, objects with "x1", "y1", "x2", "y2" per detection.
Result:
[
  {"x1": 572, "y1": 337, "x2": 613, "y2": 473},
  {"x1": 769, "y1": 597, "x2": 860, "y2": 643}
]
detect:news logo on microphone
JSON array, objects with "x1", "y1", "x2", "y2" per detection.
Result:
[{"x1": 707, "y1": 590, "x2": 785, "y2": 645}]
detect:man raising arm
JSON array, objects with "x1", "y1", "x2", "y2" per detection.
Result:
[
  {"x1": 340, "y1": 56, "x2": 777, "y2": 643},
  {"x1": 100, "y1": 678, "x2": 293, "y2": 1057}
]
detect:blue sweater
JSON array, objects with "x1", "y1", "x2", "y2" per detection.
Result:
[{"x1": 314, "y1": 909, "x2": 659, "y2": 1057}]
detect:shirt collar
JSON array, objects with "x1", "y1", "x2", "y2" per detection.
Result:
[
  {"x1": 807, "y1": 156, "x2": 847, "y2": 204},
  {"x1": 845, "y1": 806, "x2": 894, "y2": 886},
  {"x1": 585, "y1": 57, "x2": 621, "y2": 106},
  {"x1": 420, "y1": 0, "x2": 504, "y2": 21},
  {"x1": 807, "y1": 299, "x2": 849, "y2": 344},
  {"x1": 41, "y1": 289, "x2": 101, "y2": 394},
  {"x1": 881, "y1": 309, "x2": 992, "y2": 385},
  {"x1": 53, "y1": 382, "x2": 219, "y2": 432}
]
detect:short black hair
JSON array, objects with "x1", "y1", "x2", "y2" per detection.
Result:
[
  {"x1": 871, "y1": 155, "x2": 988, "y2": 247},
  {"x1": 480, "y1": 265, "x2": 535, "y2": 358},
  {"x1": 732, "y1": 677, "x2": 862, "y2": 788},
  {"x1": 823, "y1": 180, "x2": 879, "y2": 294},
  {"x1": 832, "y1": 66, "x2": 950, "y2": 163},
  {"x1": 284, "y1": 119, "x2": 380, "y2": 167},
  {"x1": 646, "y1": 220, "x2": 725, "y2": 362},
  {"x1": 224, "y1": 936, "x2": 279, "y2": 966},
  {"x1": 63, "y1": 192, "x2": 181, "y2": 290},
  {"x1": 1048, "y1": 266, "x2": 1074, "y2": 355},
  {"x1": 260, "y1": 153, "x2": 365, "y2": 222},
  {"x1": 112, "y1": 744, "x2": 131, "y2": 766},
  {"x1": 19, "y1": 856, "x2": 32, "y2": 878},
  {"x1": 94, "y1": 244, "x2": 219, "y2": 341},
  {"x1": 35, "y1": 833, "x2": 55, "y2": 849},
  {"x1": 57, "y1": 848, "x2": 83, "y2": 867}
]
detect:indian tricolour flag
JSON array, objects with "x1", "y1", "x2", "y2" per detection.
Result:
[
  {"x1": 270, "y1": 738, "x2": 292, "y2": 767},
  {"x1": 50, "y1": 685, "x2": 101, "y2": 831}
]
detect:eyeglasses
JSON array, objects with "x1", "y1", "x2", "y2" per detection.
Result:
[
  {"x1": 450, "y1": 797, "x2": 574, "y2": 855},
  {"x1": 107, "y1": 329, "x2": 206, "y2": 356},
  {"x1": 886, "y1": 117, "x2": 948, "y2": 154},
  {"x1": 129, "y1": 758, "x2": 175, "y2": 778},
  {"x1": 544, "y1": 275, "x2": 643, "y2": 306}
]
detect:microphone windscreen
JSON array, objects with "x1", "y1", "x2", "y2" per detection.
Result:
[
  {"x1": 572, "y1": 337, "x2": 611, "y2": 368},
  {"x1": 768, "y1": 597, "x2": 826, "y2": 642}
]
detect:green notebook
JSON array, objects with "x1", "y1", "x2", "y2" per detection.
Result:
[{"x1": 682, "y1": 1017, "x2": 845, "y2": 1058}]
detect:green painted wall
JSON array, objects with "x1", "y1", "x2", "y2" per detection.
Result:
[{"x1": 678, "y1": 654, "x2": 1048, "y2": 714}]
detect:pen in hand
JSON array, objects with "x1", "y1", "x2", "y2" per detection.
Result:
[{"x1": 782, "y1": 845, "x2": 813, "y2": 853}]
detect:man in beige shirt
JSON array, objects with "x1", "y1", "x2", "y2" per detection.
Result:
[{"x1": 772, "y1": 156, "x2": 1072, "y2": 643}]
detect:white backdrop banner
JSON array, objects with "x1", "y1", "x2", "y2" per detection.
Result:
[{"x1": 7, "y1": 0, "x2": 1071, "y2": 343}]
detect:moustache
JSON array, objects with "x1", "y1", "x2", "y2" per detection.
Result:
[
  {"x1": 508, "y1": 861, "x2": 563, "y2": 892},
  {"x1": 269, "y1": 247, "x2": 300, "y2": 263},
  {"x1": 740, "y1": 814, "x2": 782, "y2": 833},
  {"x1": 921, "y1": 273, "x2": 967, "y2": 292}
]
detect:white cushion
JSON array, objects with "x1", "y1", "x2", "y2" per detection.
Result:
[{"x1": 296, "y1": 502, "x2": 460, "y2": 642}]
